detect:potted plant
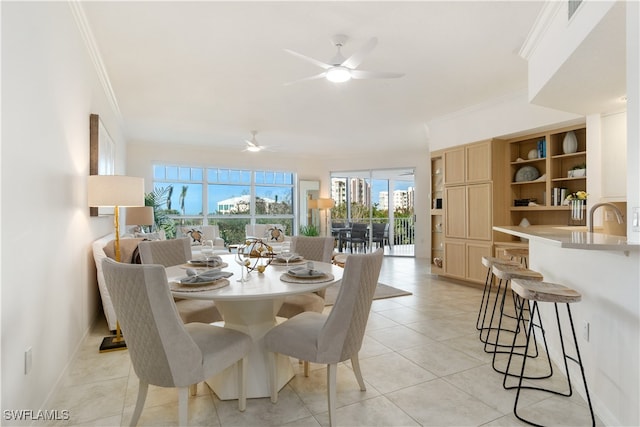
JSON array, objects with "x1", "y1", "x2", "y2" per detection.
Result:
[{"x1": 299, "y1": 224, "x2": 320, "y2": 236}]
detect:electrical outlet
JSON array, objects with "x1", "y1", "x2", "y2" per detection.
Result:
[
  {"x1": 583, "y1": 321, "x2": 590, "y2": 342},
  {"x1": 605, "y1": 210, "x2": 614, "y2": 221},
  {"x1": 25, "y1": 347, "x2": 32, "y2": 374}
]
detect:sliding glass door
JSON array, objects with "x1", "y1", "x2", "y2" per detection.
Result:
[{"x1": 330, "y1": 168, "x2": 415, "y2": 257}]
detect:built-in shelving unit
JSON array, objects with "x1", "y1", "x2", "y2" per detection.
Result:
[
  {"x1": 507, "y1": 124, "x2": 587, "y2": 226},
  {"x1": 430, "y1": 151, "x2": 444, "y2": 274}
]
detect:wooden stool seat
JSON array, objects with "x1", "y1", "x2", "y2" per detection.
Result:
[
  {"x1": 511, "y1": 279, "x2": 582, "y2": 304},
  {"x1": 503, "y1": 247, "x2": 529, "y2": 257},
  {"x1": 503, "y1": 247, "x2": 529, "y2": 268},
  {"x1": 481, "y1": 256, "x2": 520, "y2": 269},
  {"x1": 491, "y1": 264, "x2": 543, "y2": 281}
]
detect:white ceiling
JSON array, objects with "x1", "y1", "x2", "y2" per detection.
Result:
[{"x1": 81, "y1": 1, "x2": 545, "y2": 158}]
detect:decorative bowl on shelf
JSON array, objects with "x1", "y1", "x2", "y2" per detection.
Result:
[
  {"x1": 433, "y1": 257, "x2": 443, "y2": 268},
  {"x1": 514, "y1": 165, "x2": 540, "y2": 182}
]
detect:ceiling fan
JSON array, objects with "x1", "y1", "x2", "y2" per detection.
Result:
[
  {"x1": 243, "y1": 131, "x2": 266, "y2": 152},
  {"x1": 284, "y1": 34, "x2": 404, "y2": 85}
]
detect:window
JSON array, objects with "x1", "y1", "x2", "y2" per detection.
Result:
[{"x1": 153, "y1": 165, "x2": 295, "y2": 244}]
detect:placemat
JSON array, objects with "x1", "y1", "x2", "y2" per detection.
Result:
[
  {"x1": 280, "y1": 272, "x2": 334, "y2": 284},
  {"x1": 170, "y1": 278, "x2": 230, "y2": 292}
]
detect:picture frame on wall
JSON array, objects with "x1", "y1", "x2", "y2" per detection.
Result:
[{"x1": 89, "y1": 113, "x2": 115, "y2": 216}]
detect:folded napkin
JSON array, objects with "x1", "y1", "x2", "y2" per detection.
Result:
[
  {"x1": 274, "y1": 253, "x2": 303, "y2": 262},
  {"x1": 179, "y1": 270, "x2": 233, "y2": 285},
  {"x1": 189, "y1": 256, "x2": 223, "y2": 267},
  {"x1": 287, "y1": 266, "x2": 325, "y2": 278}
]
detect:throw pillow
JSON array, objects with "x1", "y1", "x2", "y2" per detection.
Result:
[
  {"x1": 184, "y1": 228, "x2": 204, "y2": 245},
  {"x1": 103, "y1": 238, "x2": 144, "y2": 263},
  {"x1": 264, "y1": 224, "x2": 285, "y2": 242}
]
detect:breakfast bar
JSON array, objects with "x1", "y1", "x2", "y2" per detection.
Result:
[{"x1": 493, "y1": 225, "x2": 640, "y2": 426}]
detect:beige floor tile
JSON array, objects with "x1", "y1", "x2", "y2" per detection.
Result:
[{"x1": 45, "y1": 257, "x2": 599, "y2": 427}]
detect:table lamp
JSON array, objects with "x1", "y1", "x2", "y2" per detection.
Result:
[
  {"x1": 125, "y1": 206, "x2": 154, "y2": 233},
  {"x1": 88, "y1": 175, "x2": 144, "y2": 352}
]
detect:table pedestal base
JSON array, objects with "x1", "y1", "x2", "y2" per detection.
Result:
[{"x1": 208, "y1": 298, "x2": 294, "y2": 399}]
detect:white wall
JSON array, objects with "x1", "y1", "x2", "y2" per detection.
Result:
[{"x1": 1, "y1": 2, "x2": 127, "y2": 412}]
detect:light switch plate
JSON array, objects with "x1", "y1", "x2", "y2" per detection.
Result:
[{"x1": 633, "y1": 207, "x2": 640, "y2": 232}]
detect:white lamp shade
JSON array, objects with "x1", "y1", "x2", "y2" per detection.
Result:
[
  {"x1": 88, "y1": 175, "x2": 144, "y2": 207},
  {"x1": 125, "y1": 206, "x2": 154, "y2": 225},
  {"x1": 316, "y1": 198, "x2": 335, "y2": 209}
]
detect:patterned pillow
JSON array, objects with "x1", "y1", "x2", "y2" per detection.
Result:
[
  {"x1": 183, "y1": 228, "x2": 204, "y2": 245},
  {"x1": 264, "y1": 224, "x2": 285, "y2": 242}
]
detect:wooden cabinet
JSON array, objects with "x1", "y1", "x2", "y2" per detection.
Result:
[
  {"x1": 443, "y1": 141, "x2": 493, "y2": 185},
  {"x1": 508, "y1": 124, "x2": 587, "y2": 226},
  {"x1": 432, "y1": 139, "x2": 508, "y2": 285}
]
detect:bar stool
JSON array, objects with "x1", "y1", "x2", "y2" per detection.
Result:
[
  {"x1": 486, "y1": 264, "x2": 547, "y2": 377},
  {"x1": 504, "y1": 247, "x2": 529, "y2": 268},
  {"x1": 505, "y1": 279, "x2": 595, "y2": 427},
  {"x1": 476, "y1": 256, "x2": 520, "y2": 336}
]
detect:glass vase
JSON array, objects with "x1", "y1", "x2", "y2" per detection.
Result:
[{"x1": 568, "y1": 199, "x2": 586, "y2": 226}]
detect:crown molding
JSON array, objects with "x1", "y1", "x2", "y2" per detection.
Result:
[
  {"x1": 519, "y1": 1, "x2": 563, "y2": 60},
  {"x1": 68, "y1": 0, "x2": 122, "y2": 122}
]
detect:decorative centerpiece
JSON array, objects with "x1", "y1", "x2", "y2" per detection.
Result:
[{"x1": 235, "y1": 238, "x2": 276, "y2": 277}]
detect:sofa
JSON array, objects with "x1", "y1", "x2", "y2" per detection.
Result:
[{"x1": 92, "y1": 233, "x2": 223, "y2": 331}]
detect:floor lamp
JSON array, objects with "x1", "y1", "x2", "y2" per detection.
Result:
[
  {"x1": 315, "y1": 198, "x2": 335, "y2": 237},
  {"x1": 88, "y1": 175, "x2": 145, "y2": 352}
]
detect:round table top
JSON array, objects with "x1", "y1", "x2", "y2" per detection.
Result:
[{"x1": 167, "y1": 254, "x2": 343, "y2": 301}]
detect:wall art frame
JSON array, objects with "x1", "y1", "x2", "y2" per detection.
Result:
[{"x1": 89, "y1": 113, "x2": 115, "y2": 216}]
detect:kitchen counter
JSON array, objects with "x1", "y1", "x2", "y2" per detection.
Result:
[
  {"x1": 493, "y1": 224, "x2": 640, "y2": 426},
  {"x1": 493, "y1": 225, "x2": 640, "y2": 251}
]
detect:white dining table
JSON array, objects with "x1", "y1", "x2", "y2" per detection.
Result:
[{"x1": 166, "y1": 253, "x2": 343, "y2": 400}]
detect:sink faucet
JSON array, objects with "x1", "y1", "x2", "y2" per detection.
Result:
[{"x1": 588, "y1": 202, "x2": 624, "y2": 232}]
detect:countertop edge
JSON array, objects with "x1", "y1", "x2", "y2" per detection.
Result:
[{"x1": 493, "y1": 225, "x2": 640, "y2": 252}]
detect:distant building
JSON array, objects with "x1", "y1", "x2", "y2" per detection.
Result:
[
  {"x1": 217, "y1": 194, "x2": 276, "y2": 214},
  {"x1": 378, "y1": 187, "x2": 415, "y2": 211}
]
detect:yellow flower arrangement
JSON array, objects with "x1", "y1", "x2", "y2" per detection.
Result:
[{"x1": 566, "y1": 190, "x2": 588, "y2": 201}]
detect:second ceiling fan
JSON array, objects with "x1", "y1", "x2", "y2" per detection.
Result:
[{"x1": 285, "y1": 35, "x2": 404, "y2": 85}]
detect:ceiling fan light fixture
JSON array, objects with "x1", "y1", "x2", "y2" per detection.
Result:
[
  {"x1": 246, "y1": 145, "x2": 262, "y2": 152},
  {"x1": 326, "y1": 66, "x2": 351, "y2": 83}
]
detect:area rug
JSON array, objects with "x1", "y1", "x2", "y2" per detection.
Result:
[{"x1": 324, "y1": 282, "x2": 412, "y2": 306}]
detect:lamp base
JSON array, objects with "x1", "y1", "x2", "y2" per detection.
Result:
[{"x1": 99, "y1": 335, "x2": 127, "y2": 353}]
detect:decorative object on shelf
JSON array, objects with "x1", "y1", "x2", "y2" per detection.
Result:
[
  {"x1": 433, "y1": 257, "x2": 443, "y2": 268},
  {"x1": 527, "y1": 149, "x2": 538, "y2": 159},
  {"x1": 568, "y1": 163, "x2": 587, "y2": 178},
  {"x1": 514, "y1": 165, "x2": 540, "y2": 182},
  {"x1": 514, "y1": 198, "x2": 536, "y2": 206},
  {"x1": 519, "y1": 218, "x2": 531, "y2": 227},
  {"x1": 562, "y1": 131, "x2": 578, "y2": 154},
  {"x1": 566, "y1": 191, "x2": 588, "y2": 226}
]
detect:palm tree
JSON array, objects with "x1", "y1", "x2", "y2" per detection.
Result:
[
  {"x1": 179, "y1": 185, "x2": 188, "y2": 217},
  {"x1": 166, "y1": 185, "x2": 173, "y2": 210}
]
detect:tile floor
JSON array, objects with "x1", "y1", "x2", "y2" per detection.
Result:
[{"x1": 46, "y1": 257, "x2": 602, "y2": 426}]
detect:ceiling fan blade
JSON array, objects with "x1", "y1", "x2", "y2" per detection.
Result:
[
  {"x1": 349, "y1": 69, "x2": 404, "y2": 80},
  {"x1": 284, "y1": 49, "x2": 332, "y2": 70},
  {"x1": 341, "y1": 37, "x2": 378, "y2": 69},
  {"x1": 283, "y1": 72, "x2": 327, "y2": 86}
]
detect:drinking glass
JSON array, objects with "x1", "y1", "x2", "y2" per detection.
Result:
[
  {"x1": 279, "y1": 241, "x2": 294, "y2": 266},
  {"x1": 201, "y1": 240, "x2": 215, "y2": 264}
]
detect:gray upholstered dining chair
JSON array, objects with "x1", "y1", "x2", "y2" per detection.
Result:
[
  {"x1": 138, "y1": 238, "x2": 223, "y2": 324},
  {"x1": 264, "y1": 249, "x2": 384, "y2": 427},
  {"x1": 277, "y1": 236, "x2": 335, "y2": 318},
  {"x1": 102, "y1": 259, "x2": 252, "y2": 426}
]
